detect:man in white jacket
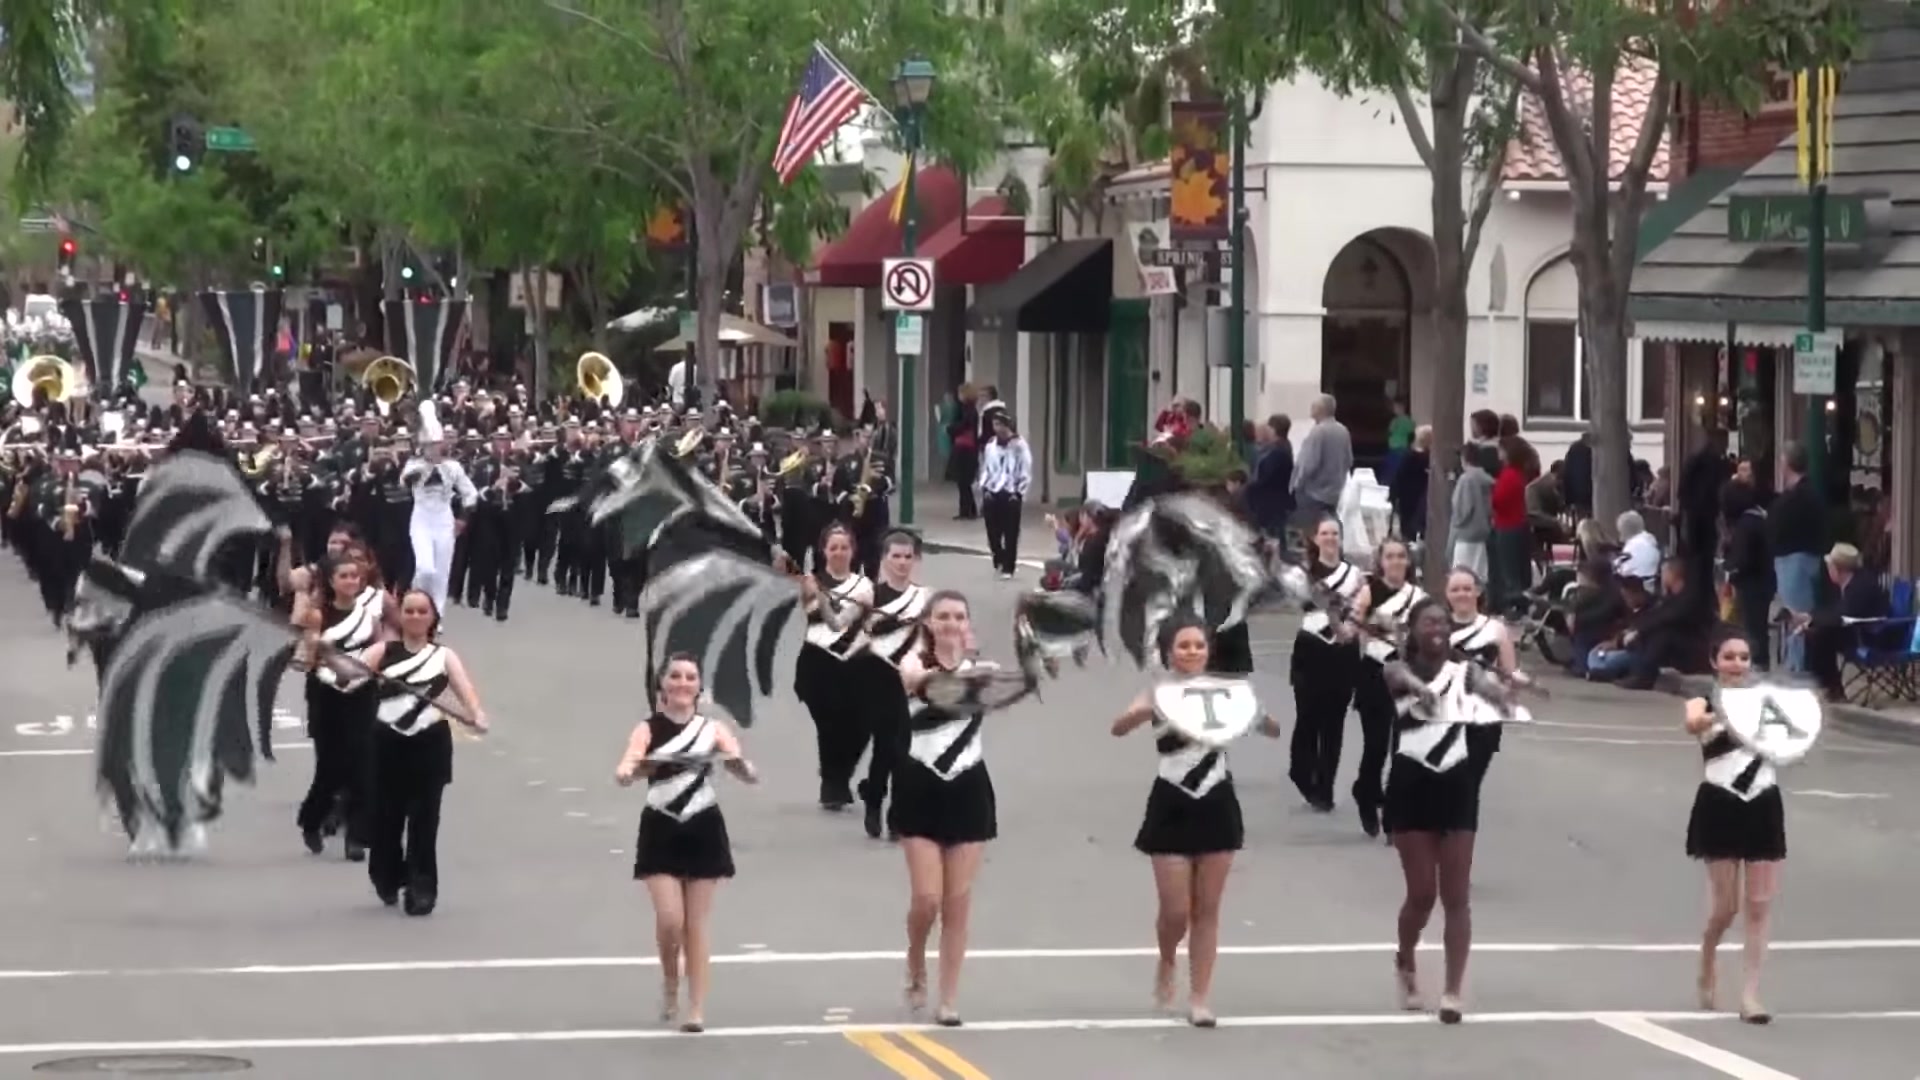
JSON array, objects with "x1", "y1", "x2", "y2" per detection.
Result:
[{"x1": 401, "y1": 400, "x2": 479, "y2": 615}]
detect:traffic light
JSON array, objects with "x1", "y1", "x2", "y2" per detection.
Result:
[
  {"x1": 400, "y1": 264, "x2": 415, "y2": 281},
  {"x1": 57, "y1": 237, "x2": 76, "y2": 269},
  {"x1": 167, "y1": 115, "x2": 202, "y2": 174},
  {"x1": 250, "y1": 236, "x2": 266, "y2": 263},
  {"x1": 270, "y1": 261, "x2": 285, "y2": 281}
]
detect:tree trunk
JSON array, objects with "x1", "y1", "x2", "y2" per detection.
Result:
[
  {"x1": 524, "y1": 266, "x2": 550, "y2": 398},
  {"x1": 1579, "y1": 258, "x2": 1633, "y2": 525},
  {"x1": 1419, "y1": 69, "x2": 1472, "y2": 587}
]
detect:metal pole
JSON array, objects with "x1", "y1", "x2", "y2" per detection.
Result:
[
  {"x1": 1805, "y1": 70, "x2": 1827, "y2": 500},
  {"x1": 1227, "y1": 98, "x2": 1247, "y2": 455},
  {"x1": 898, "y1": 108, "x2": 921, "y2": 527},
  {"x1": 684, "y1": 215, "x2": 699, "y2": 410}
]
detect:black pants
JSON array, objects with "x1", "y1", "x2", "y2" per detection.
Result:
[
  {"x1": 799, "y1": 651, "x2": 866, "y2": 803},
  {"x1": 448, "y1": 527, "x2": 472, "y2": 604},
  {"x1": 524, "y1": 506, "x2": 557, "y2": 581},
  {"x1": 1350, "y1": 662, "x2": 1395, "y2": 812},
  {"x1": 1289, "y1": 635, "x2": 1358, "y2": 806},
  {"x1": 857, "y1": 663, "x2": 907, "y2": 808},
  {"x1": 956, "y1": 478, "x2": 977, "y2": 519},
  {"x1": 298, "y1": 686, "x2": 373, "y2": 843},
  {"x1": 1807, "y1": 624, "x2": 1846, "y2": 696},
  {"x1": 609, "y1": 554, "x2": 644, "y2": 615},
  {"x1": 368, "y1": 724, "x2": 451, "y2": 903},
  {"x1": 982, "y1": 492, "x2": 1022, "y2": 573},
  {"x1": 1733, "y1": 577, "x2": 1775, "y2": 671}
]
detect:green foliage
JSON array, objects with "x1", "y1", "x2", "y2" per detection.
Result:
[
  {"x1": 760, "y1": 388, "x2": 836, "y2": 432},
  {"x1": 1171, "y1": 426, "x2": 1244, "y2": 487}
]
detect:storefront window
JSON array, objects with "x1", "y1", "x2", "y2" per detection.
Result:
[{"x1": 1525, "y1": 320, "x2": 1585, "y2": 419}]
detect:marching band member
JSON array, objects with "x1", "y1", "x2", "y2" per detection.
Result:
[
  {"x1": 357, "y1": 589, "x2": 489, "y2": 916},
  {"x1": 291, "y1": 551, "x2": 384, "y2": 859},
  {"x1": 399, "y1": 403, "x2": 477, "y2": 618},
  {"x1": 854, "y1": 530, "x2": 932, "y2": 840},
  {"x1": 464, "y1": 429, "x2": 525, "y2": 621},
  {"x1": 1289, "y1": 516, "x2": 1369, "y2": 812},
  {"x1": 1380, "y1": 596, "x2": 1515, "y2": 1024},
  {"x1": 1684, "y1": 627, "x2": 1785, "y2": 1024},
  {"x1": 1352, "y1": 537, "x2": 1424, "y2": 838},
  {"x1": 1112, "y1": 615, "x2": 1281, "y2": 1027},
  {"x1": 616, "y1": 653, "x2": 758, "y2": 1033},
  {"x1": 891, "y1": 589, "x2": 997, "y2": 1026},
  {"x1": 796, "y1": 523, "x2": 874, "y2": 810}
]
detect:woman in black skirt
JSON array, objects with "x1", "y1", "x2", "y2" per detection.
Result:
[
  {"x1": 616, "y1": 654, "x2": 758, "y2": 1033},
  {"x1": 1683, "y1": 627, "x2": 1785, "y2": 1024},
  {"x1": 1113, "y1": 616, "x2": 1280, "y2": 1027},
  {"x1": 357, "y1": 590, "x2": 489, "y2": 917},
  {"x1": 1381, "y1": 597, "x2": 1511, "y2": 1024},
  {"x1": 890, "y1": 590, "x2": 997, "y2": 1026}
]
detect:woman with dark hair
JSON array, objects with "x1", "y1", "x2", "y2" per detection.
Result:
[
  {"x1": 1684, "y1": 626, "x2": 1785, "y2": 1023},
  {"x1": 890, "y1": 589, "x2": 997, "y2": 1026},
  {"x1": 291, "y1": 552, "x2": 385, "y2": 860},
  {"x1": 1351, "y1": 537, "x2": 1424, "y2": 838},
  {"x1": 1113, "y1": 615, "x2": 1281, "y2": 1027},
  {"x1": 796, "y1": 522, "x2": 873, "y2": 809},
  {"x1": 1289, "y1": 515, "x2": 1370, "y2": 811},
  {"x1": 357, "y1": 590, "x2": 489, "y2": 917},
  {"x1": 617, "y1": 652, "x2": 757, "y2": 1032},
  {"x1": 1380, "y1": 595, "x2": 1515, "y2": 1024}
]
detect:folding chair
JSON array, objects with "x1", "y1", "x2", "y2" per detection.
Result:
[{"x1": 1840, "y1": 578, "x2": 1920, "y2": 707}]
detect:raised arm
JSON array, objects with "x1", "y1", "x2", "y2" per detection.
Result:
[{"x1": 1111, "y1": 690, "x2": 1156, "y2": 737}]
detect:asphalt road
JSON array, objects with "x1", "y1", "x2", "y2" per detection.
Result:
[{"x1": 1, "y1": 548, "x2": 1916, "y2": 1079}]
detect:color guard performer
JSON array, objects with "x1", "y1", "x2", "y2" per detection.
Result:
[
  {"x1": 358, "y1": 590, "x2": 490, "y2": 915},
  {"x1": 616, "y1": 654, "x2": 758, "y2": 1033},
  {"x1": 1112, "y1": 616, "x2": 1281, "y2": 1027},
  {"x1": 796, "y1": 523, "x2": 873, "y2": 809},
  {"x1": 1352, "y1": 537, "x2": 1424, "y2": 837},
  {"x1": 854, "y1": 530, "x2": 931, "y2": 840},
  {"x1": 1289, "y1": 516, "x2": 1369, "y2": 812},
  {"x1": 1684, "y1": 627, "x2": 1786, "y2": 1024},
  {"x1": 291, "y1": 551, "x2": 385, "y2": 859}
]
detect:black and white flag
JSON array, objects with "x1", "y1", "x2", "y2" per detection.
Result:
[
  {"x1": 199, "y1": 288, "x2": 284, "y2": 398},
  {"x1": 59, "y1": 297, "x2": 148, "y2": 392},
  {"x1": 383, "y1": 299, "x2": 466, "y2": 395}
]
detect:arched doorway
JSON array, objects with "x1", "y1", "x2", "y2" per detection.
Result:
[{"x1": 1321, "y1": 229, "x2": 1434, "y2": 460}]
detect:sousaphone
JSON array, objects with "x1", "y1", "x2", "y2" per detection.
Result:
[
  {"x1": 360, "y1": 356, "x2": 416, "y2": 415},
  {"x1": 577, "y1": 351, "x2": 625, "y2": 409},
  {"x1": 12, "y1": 354, "x2": 77, "y2": 406}
]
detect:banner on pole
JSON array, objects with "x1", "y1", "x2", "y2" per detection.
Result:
[{"x1": 1169, "y1": 101, "x2": 1231, "y2": 243}]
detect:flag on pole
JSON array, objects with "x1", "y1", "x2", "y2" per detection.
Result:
[
  {"x1": 199, "y1": 288, "x2": 284, "y2": 400},
  {"x1": 771, "y1": 43, "x2": 869, "y2": 184},
  {"x1": 382, "y1": 299, "x2": 467, "y2": 395},
  {"x1": 60, "y1": 296, "x2": 148, "y2": 392}
]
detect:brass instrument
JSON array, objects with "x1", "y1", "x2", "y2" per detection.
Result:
[
  {"x1": 674, "y1": 423, "x2": 705, "y2": 459},
  {"x1": 776, "y1": 447, "x2": 810, "y2": 480},
  {"x1": 715, "y1": 439, "x2": 732, "y2": 494},
  {"x1": 850, "y1": 436, "x2": 877, "y2": 518},
  {"x1": 576, "y1": 351, "x2": 625, "y2": 409},
  {"x1": 12, "y1": 355, "x2": 77, "y2": 407},
  {"x1": 360, "y1": 356, "x2": 416, "y2": 413}
]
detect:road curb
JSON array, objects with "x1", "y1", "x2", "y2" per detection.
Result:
[{"x1": 1651, "y1": 669, "x2": 1920, "y2": 747}]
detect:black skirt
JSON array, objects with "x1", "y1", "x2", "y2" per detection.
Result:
[
  {"x1": 1383, "y1": 758, "x2": 1484, "y2": 835},
  {"x1": 890, "y1": 760, "x2": 997, "y2": 847},
  {"x1": 1134, "y1": 778, "x2": 1244, "y2": 856},
  {"x1": 1686, "y1": 783, "x2": 1786, "y2": 863},
  {"x1": 633, "y1": 807, "x2": 735, "y2": 881}
]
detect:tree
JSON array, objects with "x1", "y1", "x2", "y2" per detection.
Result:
[
  {"x1": 0, "y1": 0, "x2": 111, "y2": 190},
  {"x1": 1416, "y1": 0, "x2": 1860, "y2": 524}
]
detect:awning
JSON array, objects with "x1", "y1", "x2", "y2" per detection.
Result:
[
  {"x1": 653, "y1": 313, "x2": 797, "y2": 351},
  {"x1": 968, "y1": 239, "x2": 1113, "y2": 334},
  {"x1": 915, "y1": 196, "x2": 1024, "y2": 285},
  {"x1": 809, "y1": 166, "x2": 965, "y2": 289},
  {"x1": 1634, "y1": 320, "x2": 1808, "y2": 349}
]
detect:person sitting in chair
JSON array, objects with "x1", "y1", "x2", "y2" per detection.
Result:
[{"x1": 1798, "y1": 543, "x2": 1894, "y2": 702}]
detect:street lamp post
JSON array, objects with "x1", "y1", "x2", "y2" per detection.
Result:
[{"x1": 892, "y1": 56, "x2": 935, "y2": 528}]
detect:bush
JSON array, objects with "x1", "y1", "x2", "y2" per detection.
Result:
[
  {"x1": 1171, "y1": 426, "x2": 1245, "y2": 488},
  {"x1": 762, "y1": 388, "x2": 836, "y2": 431}
]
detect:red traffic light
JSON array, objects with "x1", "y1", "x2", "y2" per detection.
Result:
[
  {"x1": 59, "y1": 238, "x2": 76, "y2": 255},
  {"x1": 117, "y1": 291, "x2": 129, "y2": 303}
]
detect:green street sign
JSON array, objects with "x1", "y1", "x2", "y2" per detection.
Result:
[
  {"x1": 1727, "y1": 193, "x2": 1867, "y2": 245},
  {"x1": 204, "y1": 126, "x2": 256, "y2": 152}
]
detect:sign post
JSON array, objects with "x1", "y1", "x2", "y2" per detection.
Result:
[{"x1": 1792, "y1": 330, "x2": 1840, "y2": 396}]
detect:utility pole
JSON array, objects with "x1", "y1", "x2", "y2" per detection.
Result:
[
  {"x1": 1227, "y1": 97, "x2": 1247, "y2": 455},
  {"x1": 1803, "y1": 67, "x2": 1829, "y2": 499}
]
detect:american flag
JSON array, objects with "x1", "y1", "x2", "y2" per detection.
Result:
[{"x1": 771, "y1": 44, "x2": 867, "y2": 184}]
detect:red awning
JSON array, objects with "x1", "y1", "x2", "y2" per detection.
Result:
[
  {"x1": 810, "y1": 166, "x2": 964, "y2": 288},
  {"x1": 915, "y1": 196, "x2": 1024, "y2": 286}
]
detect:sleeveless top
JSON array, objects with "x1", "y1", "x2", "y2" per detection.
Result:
[
  {"x1": 1364, "y1": 578, "x2": 1424, "y2": 663},
  {"x1": 867, "y1": 582, "x2": 932, "y2": 667},
  {"x1": 311, "y1": 586, "x2": 382, "y2": 690},
  {"x1": 1300, "y1": 561, "x2": 1365, "y2": 643},
  {"x1": 1392, "y1": 659, "x2": 1481, "y2": 774},
  {"x1": 644, "y1": 712, "x2": 721, "y2": 821},
  {"x1": 1150, "y1": 684, "x2": 1232, "y2": 799},
  {"x1": 907, "y1": 656, "x2": 985, "y2": 780},
  {"x1": 802, "y1": 572, "x2": 872, "y2": 657},
  {"x1": 1451, "y1": 614, "x2": 1503, "y2": 667},
  {"x1": 1698, "y1": 700, "x2": 1776, "y2": 801},
  {"x1": 373, "y1": 643, "x2": 452, "y2": 734}
]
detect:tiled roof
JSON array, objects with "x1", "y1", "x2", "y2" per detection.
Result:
[{"x1": 1504, "y1": 59, "x2": 1671, "y2": 183}]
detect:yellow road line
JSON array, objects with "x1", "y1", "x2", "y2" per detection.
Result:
[
  {"x1": 898, "y1": 1030, "x2": 993, "y2": 1080},
  {"x1": 844, "y1": 1031, "x2": 944, "y2": 1079}
]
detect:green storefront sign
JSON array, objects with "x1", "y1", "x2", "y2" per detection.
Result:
[{"x1": 1726, "y1": 193, "x2": 1868, "y2": 245}]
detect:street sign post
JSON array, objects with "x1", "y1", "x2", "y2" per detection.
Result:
[
  {"x1": 1792, "y1": 329, "x2": 1840, "y2": 396},
  {"x1": 881, "y1": 257, "x2": 935, "y2": 311},
  {"x1": 204, "y1": 126, "x2": 256, "y2": 152},
  {"x1": 895, "y1": 313, "x2": 924, "y2": 356}
]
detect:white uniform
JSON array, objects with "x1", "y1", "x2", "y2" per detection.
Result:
[{"x1": 401, "y1": 457, "x2": 478, "y2": 614}]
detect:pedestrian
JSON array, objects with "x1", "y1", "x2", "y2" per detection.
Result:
[
  {"x1": 1767, "y1": 441, "x2": 1826, "y2": 672},
  {"x1": 617, "y1": 653, "x2": 755, "y2": 1033},
  {"x1": 1113, "y1": 616, "x2": 1281, "y2": 1027},
  {"x1": 891, "y1": 590, "x2": 998, "y2": 1027},
  {"x1": 944, "y1": 384, "x2": 979, "y2": 521},
  {"x1": 1683, "y1": 627, "x2": 1784, "y2": 1024},
  {"x1": 1448, "y1": 444, "x2": 1494, "y2": 578},
  {"x1": 360, "y1": 590, "x2": 490, "y2": 916},
  {"x1": 977, "y1": 411, "x2": 1030, "y2": 579},
  {"x1": 1380, "y1": 597, "x2": 1516, "y2": 1024},
  {"x1": 1289, "y1": 394, "x2": 1351, "y2": 529}
]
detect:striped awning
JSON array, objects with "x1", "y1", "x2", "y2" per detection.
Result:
[{"x1": 1633, "y1": 321, "x2": 1810, "y2": 349}]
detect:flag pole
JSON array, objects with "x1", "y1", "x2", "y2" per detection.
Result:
[{"x1": 814, "y1": 40, "x2": 896, "y2": 124}]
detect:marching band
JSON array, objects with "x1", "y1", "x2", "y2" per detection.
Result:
[{"x1": 5, "y1": 342, "x2": 1812, "y2": 1040}]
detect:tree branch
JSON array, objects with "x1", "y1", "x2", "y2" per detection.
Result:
[
  {"x1": 1390, "y1": 79, "x2": 1436, "y2": 170},
  {"x1": 544, "y1": 2, "x2": 666, "y2": 63},
  {"x1": 1416, "y1": 0, "x2": 1543, "y2": 93},
  {"x1": 1463, "y1": 81, "x2": 1520, "y2": 271}
]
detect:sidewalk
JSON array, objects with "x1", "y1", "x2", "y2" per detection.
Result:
[{"x1": 908, "y1": 486, "x2": 1059, "y2": 564}]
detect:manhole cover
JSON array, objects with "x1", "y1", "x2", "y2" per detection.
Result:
[{"x1": 33, "y1": 1055, "x2": 252, "y2": 1075}]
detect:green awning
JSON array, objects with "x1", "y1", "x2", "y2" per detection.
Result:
[{"x1": 1636, "y1": 164, "x2": 1746, "y2": 263}]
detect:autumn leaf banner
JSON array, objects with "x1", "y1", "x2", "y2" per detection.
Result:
[
  {"x1": 1169, "y1": 101, "x2": 1230, "y2": 243},
  {"x1": 645, "y1": 204, "x2": 688, "y2": 249}
]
